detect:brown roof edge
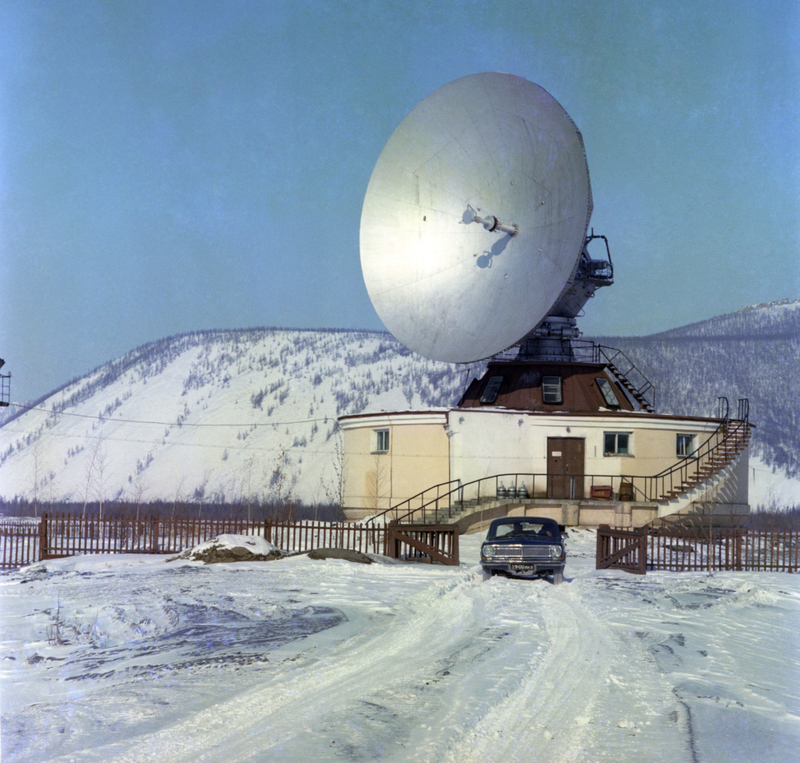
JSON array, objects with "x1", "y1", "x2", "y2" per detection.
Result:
[
  {"x1": 339, "y1": 407, "x2": 752, "y2": 426},
  {"x1": 337, "y1": 409, "x2": 450, "y2": 422}
]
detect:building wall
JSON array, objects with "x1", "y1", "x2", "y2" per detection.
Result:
[
  {"x1": 340, "y1": 412, "x2": 449, "y2": 511},
  {"x1": 339, "y1": 408, "x2": 748, "y2": 521},
  {"x1": 446, "y1": 410, "x2": 723, "y2": 495}
]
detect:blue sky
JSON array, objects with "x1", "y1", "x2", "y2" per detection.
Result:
[{"x1": 2, "y1": 1, "x2": 798, "y2": 404}]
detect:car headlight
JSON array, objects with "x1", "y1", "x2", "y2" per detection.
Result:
[
  {"x1": 549, "y1": 545, "x2": 562, "y2": 559},
  {"x1": 482, "y1": 544, "x2": 496, "y2": 559}
]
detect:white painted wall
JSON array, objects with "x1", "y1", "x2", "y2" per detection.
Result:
[
  {"x1": 446, "y1": 409, "x2": 725, "y2": 494},
  {"x1": 340, "y1": 408, "x2": 745, "y2": 513}
]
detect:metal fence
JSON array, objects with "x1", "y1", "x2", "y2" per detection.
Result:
[
  {"x1": 265, "y1": 519, "x2": 386, "y2": 556},
  {"x1": 597, "y1": 526, "x2": 800, "y2": 573},
  {"x1": 0, "y1": 513, "x2": 460, "y2": 569},
  {"x1": 647, "y1": 527, "x2": 799, "y2": 572},
  {"x1": 0, "y1": 521, "x2": 40, "y2": 569},
  {"x1": 39, "y1": 513, "x2": 267, "y2": 559}
]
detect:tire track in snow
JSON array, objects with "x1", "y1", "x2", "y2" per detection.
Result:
[
  {"x1": 42, "y1": 565, "x2": 696, "y2": 763},
  {"x1": 437, "y1": 577, "x2": 695, "y2": 763},
  {"x1": 437, "y1": 581, "x2": 610, "y2": 762},
  {"x1": 56, "y1": 569, "x2": 492, "y2": 762}
]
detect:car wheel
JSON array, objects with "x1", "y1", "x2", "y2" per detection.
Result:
[
  {"x1": 481, "y1": 567, "x2": 493, "y2": 581},
  {"x1": 552, "y1": 570, "x2": 564, "y2": 585}
]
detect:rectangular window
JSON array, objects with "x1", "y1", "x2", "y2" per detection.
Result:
[
  {"x1": 676, "y1": 434, "x2": 694, "y2": 458},
  {"x1": 480, "y1": 376, "x2": 504, "y2": 404},
  {"x1": 595, "y1": 377, "x2": 620, "y2": 408},
  {"x1": 542, "y1": 376, "x2": 563, "y2": 404},
  {"x1": 374, "y1": 429, "x2": 389, "y2": 453},
  {"x1": 604, "y1": 432, "x2": 630, "y2": 455}
]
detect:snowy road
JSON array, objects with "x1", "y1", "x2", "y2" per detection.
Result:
[{"x1": 2, "y1": 530, "x2": 799, "y2": 762}]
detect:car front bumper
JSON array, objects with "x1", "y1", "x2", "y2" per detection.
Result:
[{"x1": 481, "y1": 560, "x2": 565, "y2": 577}]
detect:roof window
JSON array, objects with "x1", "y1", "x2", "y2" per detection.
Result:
[
  {"x1": 542, "y1": 376, "x2": 563, "y2": 404},
  {"x1": 480, "y1": 376, "x2": 504, "y2": 404},
  {"x1": 596, "y1": 377, "x2": 620, "y2": 408}
]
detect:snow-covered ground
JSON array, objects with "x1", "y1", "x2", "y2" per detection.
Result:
[
  {"x1": 749, "y1": 455, "x2": 800, "y2": 510},
  {"x1": 2, "y1": 530, "x2": 799, "y2": 762}
]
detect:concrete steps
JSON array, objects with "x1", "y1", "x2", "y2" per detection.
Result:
[{"x1": 656, "y1": 429, "x2": 750, "y2": 517}]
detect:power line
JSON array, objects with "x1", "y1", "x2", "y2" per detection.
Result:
[
  {"x1": 7, "y1": 402, "x2": 337, "y2": 429},
  {"x1": 0, "y1": 425, "x2": 340, "y2": 455}
]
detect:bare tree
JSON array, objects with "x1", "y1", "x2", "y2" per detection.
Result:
[
  {"x1": 270, "y1": 446, "x2": 298, "y2": 521},
  {"x1": 172, "y1": 477, "x2": 186, "y2": 518},
  {"x1": 320, "y1": 429, "x2": 345, "y2": 519},
  {"x1": 81, "y1": 437, "x2": 102, "y2": 519},
  {"x1": 366, "y1": 454, "x2": 390, "y2": 512},
  {"x1": 30, "y1": 441, "x2": 44, "y2": 518},
  {"x1": 128, "y1": 471, "x2": 149, "y2": 523},
  {"x1": 91, "y1": 437, "x2": 110, "y2": 520},
  {"x1": 243, "y1": 457, "x2": 255, "y2": 525}
]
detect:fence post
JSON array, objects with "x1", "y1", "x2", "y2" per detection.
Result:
[
  {"x1": 638, "y1": 527, "x2": 648, "y2": 574},
  {"x1": 151, "y1": 516, "x2": 159, "y2": 553},
  {"x1": 386, "y1": 521, "x2": 397, "y2": 560},
  {"x1": 39, "y1": 513, "x2": 48, "y2": 561},
  {"x1": 596, "y1": 524, "x2": 605, "y2": 568},
  {"x1": 736, "y1": 529, "x2": 743, "y2": 571}
]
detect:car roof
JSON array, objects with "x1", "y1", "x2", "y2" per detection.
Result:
[{"x1": 490, "y1": 517, "x2": 558, "y2": 526}]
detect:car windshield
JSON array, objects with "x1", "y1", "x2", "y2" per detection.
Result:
[{"x1": 488, "y1": 520, "x2": 559, "y2": 541}]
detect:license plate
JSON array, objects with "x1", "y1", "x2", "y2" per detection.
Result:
[{"x1": 511, "y1": 564, "x2": 535, "y2": 572}]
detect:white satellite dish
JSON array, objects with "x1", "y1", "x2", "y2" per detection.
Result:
[{"x1": 360, "y1": 72, "x2": 594, "y2": 364}]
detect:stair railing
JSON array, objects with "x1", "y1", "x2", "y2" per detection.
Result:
[
  {"x1": 366, "y1": 399, "x2": 751, "y2": 525},
  {"x1": 640, "y1": 402, "x2": 750, "y2": 502}
]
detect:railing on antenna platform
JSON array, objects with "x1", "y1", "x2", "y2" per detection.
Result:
[
  {"x1": 593, "y1": 344, "x2": 655, "y2": 411},
  {"x1": 0, "y1": 358, "x2": 9, "y2": 407},
  {"x1": 0, "y1": 374, "x2": 9, "y2": 407}
]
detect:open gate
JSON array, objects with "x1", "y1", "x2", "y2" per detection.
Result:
[
  {"x1": 386, "y1": 522, "x2": 460, "y2": 566},
  {"x1": 596, "y1": 526, "x2": 647, "y2": 574}
]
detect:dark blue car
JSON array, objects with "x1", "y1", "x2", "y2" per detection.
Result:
[{"x1": 480, "y1": 517, "x2": 566, "y2": 583}]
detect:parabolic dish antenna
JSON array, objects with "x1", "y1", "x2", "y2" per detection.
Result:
[{"x1": 360, "y1": 72, "x2": 593, "y2": 363}]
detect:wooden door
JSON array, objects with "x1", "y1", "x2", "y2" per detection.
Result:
[{"x1": 547, "y1": 438, "x2": 585, "y2": 499}]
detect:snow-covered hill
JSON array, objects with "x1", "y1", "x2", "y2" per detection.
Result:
[
  {"x1": 0, "y1": 329, "x2": 476, "y2": 508},
  {"x1": 1, "y1": 300, "x2": 798, "y2": 510},
  {"x1": 593, "y1": 298, "x2": 800, "y2": 502}
]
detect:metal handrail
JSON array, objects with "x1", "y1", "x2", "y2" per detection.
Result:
[
  {"x1": 367, "y1": 415, "x2": 751, "y2": 526},
  {"x1": 368, "y1": 472, "x2": 651, "y2": 526},
  {"x1": 490, "y1": 339, "x2": 656, "y2": 411},
  {"x1": 642, "y1": 416, "x2": 750, "y2": 503}
]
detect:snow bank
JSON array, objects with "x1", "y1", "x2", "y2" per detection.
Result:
[
  {"x1": 2, "y1": 530, "x2": 798, "y2": 762},
  {"x1": 169, "y1": 533, "x2": 284, "y2": 563}
]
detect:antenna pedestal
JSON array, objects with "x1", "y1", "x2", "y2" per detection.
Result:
[{"x1": 519, "y1": 316, "x2": 579, "y2": 361}]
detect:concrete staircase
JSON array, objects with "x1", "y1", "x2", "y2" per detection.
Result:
[
  {"x1": 377, "y1": 416, "x2": 751, "y2": 529},
  {"x1": 654, "y1": 427, "x2": 750, "y2": 519}
]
